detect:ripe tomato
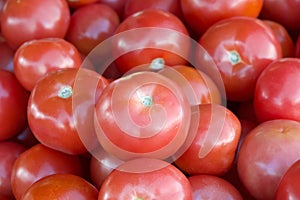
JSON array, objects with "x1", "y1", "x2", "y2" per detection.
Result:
[
  {"x1": 1, "y1": 0, "x2": 70, "y2": 49},
  {"x1": 28, "y1": 68, "x2": 108, "y2": 155},
  {"x1": 260, "y1": 0, "x2": 300, "y2": 34},
  {"x1": 174, "y1": 104, "x2": 241, "y2": 176},
  {"x1": 0, "y1": 70, "x2": 28, "y2": 141},
  {"x1": 254, "y1": 58, "x2": 300, "y2": 123},
  {"x1": 263, "y1": 20, "x2": 295, "y2": 58},
  {"x1": 14, "y1": 38, "x2": 82, "y2": 91},
  {"x1": 181, "y1": 0, "x2": 263, "y2": 36},
  {"x1": 21, "y1": 174, "x2": 98, "y2": 200},
  {"x1": 188, "y1": 175, "x2": 243, "y2": 200},
  {"x1": 98, "y1": 158, "x2": 193, "y2": 199},
  {"x1": 98, "y1": 0, "x2": 127, "y2": 18},
  {"x1": 0, "y1": 141, "x2": 26, "y2": 199},
  {"x1": 112, "y1": 9, "x2": 190, "y2": 74},
  {"x1": 11, "y1": 144, "x2": 84, "y2": 200},
  {"x1": 123, "y1": 0, "x2": 183, "y2": 20},
  {"x1": 275, "y1": 159, "x2": 300, "y2": 199},
  {"x1": 237, "y1": 119, "x2": 300, "y2": 200},
  {"x1": 197, "y1": 16, "x2": 282, "y2": 102},
  {"x1": 66, "y1": 3, "x2": 120, "y2": 55},
  {"x1": 94, "y1": 71, "x2": 191, "y2": 160},
  {"x1": 13, "y1": 124, "x2": 39, "y2": 148},
  {"x1": 295, "y1": 35, "x2": 300, "y2": 58}
]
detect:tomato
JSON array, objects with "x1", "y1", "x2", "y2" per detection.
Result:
[
  {"x1": 0, "y1": 70, "x2": 28, "y2": 141},
  {"x1": 94, "y1": 71, "x2": 191, "y2": 161},
  {"x1": 112, "y1": 9, "x2": 190, "y2": 74},
  {"x1": 21, "y1": 174, "x2": 98, "y2": 200},
  {"x1": 1, "y1": 0, "x2": 70, "y2": 50},
  {"x1": 174, "y1": 104, "x2": 241, "y2": 176},
  {"x1": 197, "y1": 16, "x2": 282, "y2": 102},
  {"x1": 237, "y1": 119, "x2": 300, "y2": 200},
  {"x1": 181, "y1": 0, "x2": 263, "y2": 36},
  {"x1": 123, "y1": 0, "x2": 183, "y2": 20},
  {"x1": 28, "y1": 68, "x2": 108, "y2": 155},
  {"x1": 0, "y1": 141, "x2": 26, "y2": 199},
  {"x1": 66, "y1": 0, "x2": 98, "y2": 8},
  {"x1": 14, "y1": 38, "x2": 82, "y2": 91},
  {"x1": 0, "y1": 36, "x2": 14, "y2": 72},
  {"x1": 263, "y1": 20, "x2": 295, "y2": 58},
  {"x1": 160, "y1": 65, "x2": 222, "y2": 105},
  {"x1": 11, "y1": 144, "x2": 84, "y2": 200},
  {"x1": 13, "y1": 125, "x2": 39, "y2": 148},
  {"x1": 295, "y1": 35, "x2": 300, "y2": 58},
  {"x1": 188, "y1": 175, "x2": 243, "y2": 200},
  {"x1": 98, "y1": 158, "x2": 193, "y2": 199},
  {"x1": 66, "y1": 3, "x2": 120, "y2": 55},
  {"x1": 275, "y1": 159, "x2": 300, "y2": 199},
  {"x1": 259, "y1": 0, "x2": 300, "y2": 35},
  {"x1": 254, "y1": 58, "x2": 300, "y2": 123},
  {"x1": 98, "y1": 0, "x2": 127, "y2": 19}
]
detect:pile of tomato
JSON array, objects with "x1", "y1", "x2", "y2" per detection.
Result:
[{"x1": 1, "y1": 0, "x2": 300, "y2": 199}]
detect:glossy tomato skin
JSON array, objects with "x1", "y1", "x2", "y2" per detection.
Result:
[
  {"x1": 260, "y1": 0, "x2": 300, "y2": 34},
  {"x1": 66, "y1": 3, "x2": 120, "y2": 55},
  {"x1": 21, "y1": 174, "x2": 98, "y2": 200},
  {"x1": 11, "y1": 144, "x2": 84, "y2": 200},
  {"x1": 263, "y1": 20, "x2": 295, "y2": 58},
  {"x1": 174, "y1": 104, "x2": 241, "y2": 176},
  {"x1": 66, "y1": 0, "x2": 98, "y2": 8},
  {"x1": 98, "y1": 158, "x2": 193, "y2": 199},
  {"x1": 94, "y1": 71, "x2": 191, "y2": 161},
  {"x1": 123, "y1": 0, "x2": 183, "y2": 20},
  {"x1": 0, "y1": 141, "x2": 26, "y2": 198},
  {"x1": 112, "y1": 9, "x2": 190, "y2": 74},
  {"x1": 188, "y1": 175, "x2": 243, "y2": 200},
  {"x1": 0, "y1": 70, "x2": 28, "y2": 141},
  {"x1": 275, "y1": 160, "x2": 300, "y2": 199},
  {"x1": 197, "y1": 16, "x2": 282, "y2": 102},
  {"x1": 237, "y1": 119, "x2": 300, "y2": 200},
  {"x1": 98, "y1": 0, "x2": 127, "y2": 18},
  {"x1": 254, "y1": 58, "x2": 300, "y2": 123},
  {"x1": 14, "y1": 38, "x2": 82, "y2": 91},
  {"x1": 27, "y1": 68, "x2": 108, "y2": 155},
  {"x1": 1, "y1": 0, "x2": 70, "y2": 49},
  {"x1": 181, "y1": 0, "x2": 263, "y2": 36}
]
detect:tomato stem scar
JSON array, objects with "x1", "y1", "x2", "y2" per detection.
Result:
[
  {"x1": 141, "y1": 96, "x2": 153, "y2": 107},
  {"x1": 58, "y1": 85, "x2": 73, "y2": 99},
  {"x1": 150, "y1": 58, "x2": 165, "y2": 70},
  {"x1": 228, "y1": 50, "x2": 241, "y2": 65}
]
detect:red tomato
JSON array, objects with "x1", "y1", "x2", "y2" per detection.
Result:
[
  {"x1": 254, "y1": 58, "x2": 300, "y2": 123},
  {"x1": 11, "y1": 144, "x2": 84, "y2": 200},
  {"x1": 98, "y1": 0, "x2": 127, "y2": 18},
  {"x1": 260, "y1": 0, "x2": 300, "y2": 35},
  {"x1": 14, "y1": 38, "x2": 82, "y2": 91},
  {"x1": 1, "y1": 0, "x2": 70, "y2": 49},
  {"x1": 98, "y1": 158, "x2": 193, "y2": 199},
  {"x1": 237, "y1": 119, "x2": 300, "y2": 200},
  {"x1": 21, "y1": 174, "x2": 98, "y2": 200},
  {"x1": 0, "y1": 70, "x2": 28, "y2": 141},
  {"x1": 123, "y1": 0, "x2": 183, "y2": 20},
  {"x1": 275, "y1": 159, "x2": 300, "y2": 199},
  {"x1": 162, "y1": 65, "x2": 222, "y2": 105},
  {"x1": 0, "y1": 36, "x2": 14, "y2": 72},
  {"x1": 94, "y1": 71, "x2": 191, "y2": 160},
  {"x1": 66, "y1": 3, "x2": 120, "y2": 55},
  {"x1": 181, "y1": 0, "x2": 263, "y2": 36},
  {"x1": 174, "y1": 104, "x2": 241, "y2": 176},
  {"x1": 295, "y1": 35, "x2": 300, "y2": 58},
  {"x1": 28, "y1": 68, "x2": 108, "y2": 155},
  {"x1": 197, "y1": 16, "x2": 282, "y2": 102},
  {"x1": 66, "y1": 0, "x2": 98, "y2": 8},
  {"x1": 188, "y1": 175, "x2": 243, "y2": 200},
  {"x1": 112, "y1": 9, "x2": 190, "y2": 74},
  {"x1": 13, "y1": 125, "x2": 39, "y2": 148},
  {"x1": 0, "y1": 141, "x2": 26, "y2": 199},
  {"x1": 263, "y1": 20, "x2": 295, "y2": 58}
]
